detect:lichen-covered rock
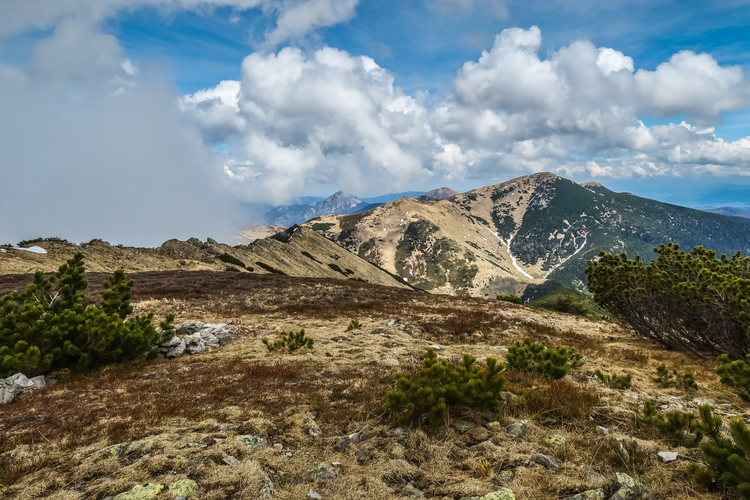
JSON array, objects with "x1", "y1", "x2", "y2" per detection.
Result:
[
  {"x1": 334, "y1": 435, "x2": 350, "y2": 452},
  {"x1": 609, "y1": 435, "x2": 630, "y2": 465},
  {"x1": 563, "y1": 489, "x2": 605, "y2": 500},
  {"x1": 168, "y1": 479, "x2": 198, "y2": 498},
  {"x1": 481, "y1": 489, "x2": 515, "y2": 500},
  {"x1": 454, "y1": 421, "x2": 476, "y2": 433},
  {"x1": 236, "y1": 435, "x2": 268, "y2": 450},
  {"x1": 258, "y1": 480, "x2": 275, "y2": 498},
  {"x1": 506, "y1": 420, "x2": 528, "y2": 438},
  {"x1": 305, "y1": 418, "x2": 322, "y2": 437},
  {"x1": 530, "y1": 453, "x2": 559, "y2": 469},
  {"x1": 100, "y1": 442, "x2": 129, "y2": 457},
  {"x1": 544, "y1": 434, "x2": 565, "y2": 447},
  {"x1": 580, "y1": 464, "x2": 606, "y2": 485},
  {"x1": 296, "y1": 462, "x2": 338, "y2": 483},
  {"x1": 609, "y1": 473, "x2": 656, "y2": 500},
  {"x1": 113, "y1": 483, "x2": 164, "y2": 500},
  {"x1": 494, "y1": 470, "x2": 515, "y2": 484},
  {"x1": 486, "y1": 421, "x2": 501, "y2": 430}
]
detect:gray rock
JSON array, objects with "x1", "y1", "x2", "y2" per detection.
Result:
[
  {"x1": 580, "y1": 464, "x2": 606, "y2": 485},
  {"x1": 222, "y1": 455, "x2": 240, "y2": 466},
  {"x1": 307, "y1": 490, "x2": 323, "y2": 500},
  {"x1": 595, "y1": 426, "x2": 609, "y2": 436},
  {"x1": 176, "y1": 320, "x2": 205, "y2": 335},
  {"x1": 480, "y1": 490, "x2": 515, "y2": 500},
  {"x1": 563, "y1": 489, "x2": 606, "y2": 500},
  {"x1": 506, "y1": 420, "x2": 528, "y2": 438},
  {"x1": 7, "y1": 373, "x2": 35, "y2": 389},
  {"x1": 168, "y1": 479, "x2": 198, "y2": 498},
  {"x1": 494, "y1": 470, "x2": 515, "y2": 484},
  {"x1": 386, "y1": 427, "x2": 408, "y2": 437},
  {"x1": 544, "y1": 434, "x2": 565, "y2": 447},
  {"x1": 405, "y1": 483, "x2": 424, "y2": 498},
  {"x1": 608, "y1": 435, "x2": 630, "y2": 465},
  {"x1": 657, "y1": 451, "x2": 678, "y2": 463},
  {"x1": 258, "y1": 480, "x2": 275, "y2": 498},
  {"x1": 609, "y1": 472, "x2": 656, "y2": 500},
  {"x1": 200, "y1": 331, "x2": 220, "y2": 348},
  {"x1": 454, "y1": 421, "x2": 476, "y2": 433},
  {"x1": 203, "y1": 324, "x2": 238, "y2": 346},
  {"x1": 349, "y1": 424, "x2": 373, "y2": 444},
  {"x1": 160, "y1": 337, "x2": 186, "y2": 358},
  {"x1": 355, "y1": 449, "x2": 370, "y2": 464},
  {"x1": 236, "y1": 435, "x2": 268, "y2": 450},
  {"x1": 305, "y1": 418, "x2": 322, "y2": 438},
  {"x1": 183, "y1": 333, "x2": 205, "y2": 355},
  {"x1": 530, "y1": 453, "x2": 559, "y2": 469},
  {"x1": 334, "y1": 435, "x2": 350, "y2": 452},
  {"x1": 29, "y1": 375, "x2": 46, "y2": 389},
  {"x1": 296, "y1": 462, "x2": 338, "y2": 483},
  {"x1": 0, "y1": 379, "x2": 21, "y2": 404}
]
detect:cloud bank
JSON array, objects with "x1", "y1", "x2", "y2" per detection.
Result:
[{"x1": 184, "y1": 26, "x2": 750, "y2": 204}]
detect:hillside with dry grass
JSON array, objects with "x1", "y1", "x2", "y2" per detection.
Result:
[{"x1": 0, "y1": 270, "x2": 744, "y2": 500}]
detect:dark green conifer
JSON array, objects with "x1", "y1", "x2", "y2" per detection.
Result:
[{"x1": 506, "y1": 336, "x2": 583, "y2": 379}]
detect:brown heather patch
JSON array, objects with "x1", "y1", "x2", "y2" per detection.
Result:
[{"x1": 0, "y1": 271, "x2": 742, "y2": 500}]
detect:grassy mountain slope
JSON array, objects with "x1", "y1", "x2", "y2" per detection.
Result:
[
  {"x1": 305, "y1": 172, "x2": 750, "y2": 294},
  {"x1": 0, "y1": 228, "x2": 411, "y2": 290}
]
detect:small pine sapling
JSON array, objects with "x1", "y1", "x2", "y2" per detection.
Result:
[
  {"x1": 654, "y1": 363, "x2": 698, "y2": 391},
  {"x1": 688, "y1": 404, "x2": 750, "y2": 499},
  {"x1": 384, "y1": 347, "x2": 505, "y2": 427},
  {"x1": 506, "y1": 337, "x2": 584, "y2": 379},
  {"x1": 716, "y1": 354, "x2": 750, "y2": 401},
  {"x1": 262, "y1": 329, "x2": 314, "y2": 352},
  {"x1": 346, "y1": 319, "x2": 362, "y2": 331},
  {"x1": 632, "y1": 399, "x2": 702, "y2": 447},
  {"x1": 594, "y1": 369, "x2": 633, "y2": 390}
]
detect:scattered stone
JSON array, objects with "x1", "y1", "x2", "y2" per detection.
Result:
[
  {"x1": 6, "y1": 373, "x2": 35, "y2": 389},
  {"x1": 544, "y1": 434, "x2": 565, "y2": 447},
  {"x1": 183, "y1": 333, "x2": 205, "y2": 355},
  {"x1": 307, "y1": 489, "x2": 323, "y2": 500},
  {"x1": 0, "y1": 378, "x2": 21, "y2": 404},
  {"x1": 657, "y1": 451, "x2": 678, "y2": 463},
  {"x1": 480, "y1": 489, "x2": 515, "y2": 500},
  {"x1": 348, "y1": 424, "x2": 373, "y2": 444},
  {"x1": 29, "y1": 375, "x2": 46, "y2": 389},
  {"x1": 355, "y1": 449, "x2": 370, "y2": 464},
  {"x1": 168, "y1": 479, "x2": 198, "y2": 498},
  {"x1": 160, "y1": 337, "x2": 186, "y2": 358},
  {"x1": 388, "y1": 319, "x2": 396, "y2": 326},
  {"x1": 486, "y1": 421, "x2": 501, "y2": 429},
  {"x1": 100, "y1": 442, "x2": 129, "y2": 457},
  {"x1": 595, "y1": 426, "x2": 609, "y2": 436},
  {"x1": 236, "y1": 435, "x2": 268, "y2": 450},
  {"x1": 273, "y1": 443, "x2": 283, "y2": 452},
  {"x1": 608, "y1": 435, "x2": 630, "y2": 465},
  {"x1": 306, "y1": 418, "x2": 322, "y2": 437},
  {"x1": 219, "y1": 423, "x2": 239, "y2": 432},
  {"x1": 693, "y1": 398, "x2": 715, "y2": 406},
  {"x1": 530, "y1": 453, "x2": 559, "y2": 469},
  {"x1": 403, "y1": 482, "x2": 424, "y2": 498},
  {"x1": 113, "y1": 483, "x2": 164, "y2": 500},
  {"x1": 386, "y1": 427, "x2": 408, "y2": 437},
  {"x1": 494, "y1": 470, "x2": 515, "y2": 484},
  {"x1": 563, "y1": 489, "x2": 606, "y2": 500},
  {"x1": 580, "y1": 464, "x2": 606, "y2": 485},
  {"x1": 609, "y1": 472, "x2": 655, "y2": 500},
  {"x1": 202, "y1": 323, "x2": 238, "y2": 346},
  {"x1": 258, "y1": 480, "x2": 275, "y2": 498},
  {"x1": 454, "y1": 421, "x2": 476, "y2": 433},
  {"x1": 541, "y1": 417, "x2": 558, "y2": 426},
  {"x1": 296, "y1": 462, "x2": 338, "y2": 483},
  {"x1": 506, "y1": 420, "x2": 528, "y2": 438},
  {"x1": 429, "y1": 344, "x2": 441, "y2": 350},
  {"x1": 222, "y1": 455, "x2": 240, "y2": 466},
  {"x1": 200, "y1": 330, "x2": 220, "y2": 348},
  {"x1": 499, "y1": 391, "x2": 520, "y2": 403},
  {"x1": 176, "y1": 321, "x2": 205, "y2": 335},
  {"x1": 334, "y1": 435, "x2": 350, "y2": 452}
]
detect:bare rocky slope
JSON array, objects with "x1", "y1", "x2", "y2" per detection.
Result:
[
  {"x1": 303, "y1": 172, "x2": 750, "y2": 297},
  {"x1": 0, "y1": 228, "x2": 411, "y2": 291}
]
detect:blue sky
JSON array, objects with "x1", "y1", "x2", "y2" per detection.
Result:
[{"x1": 1, "y1": 0, "x2": 750, "y2": 244}]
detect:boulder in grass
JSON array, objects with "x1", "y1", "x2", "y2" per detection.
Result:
[{"x1": 0, "y1": 379, "x2": 21, "y2": 404}]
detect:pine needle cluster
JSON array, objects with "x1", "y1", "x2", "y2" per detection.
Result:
[
  {"x1": 262, "y1": 329, "x2": 314, "y2": 352},
  {"x1": 594, "y1": 369, "x2": 632, "y2": 390},
  {"x1": 506, "y1": 337, "x2": 583, "y2": 379}
]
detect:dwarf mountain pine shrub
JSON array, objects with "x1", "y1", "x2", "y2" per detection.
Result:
[
  {"x1": 346, "y1": 319, "x2": 362, "y2": 331},
  {"x1": 497, "y1": 295, "x2": 521, "y2": 304},
  {"x1": 717, "y1": 354, "x2": 750, "y2": 402},
  {"x1": 688, "y1": 404, "x2": 750, "y2": 499},
  {"x1": 506, "y1": 337, "x2": 583, "y2": 379},
  {"x1": 384, "y1": 347, "x2": 505, "y2": 427},
  {"x1": 585, "y1": 243, "x2": 750, "y2": 357},
  {"x1": 633, "y1": 399, "x2": 703, "y2": 447},
  {"x1": 654, "y1": 363, "x2": 698, "y2": 391},
  {"x1": 219, "y1": 253, "x2": 246, "y2": 268},
  {"x1": 262, "y1": 329, "x2": 313, "y2": 352},
  {"x1": 594, "y1": 369, "x2": 632, "y2": 390},
  {"x1": 0, "y1": 253, "x2": 173, "y2": 378}
]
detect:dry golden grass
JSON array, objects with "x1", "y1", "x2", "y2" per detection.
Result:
[{"x1": 0, "y1": 273, "x2": 744, "y2": 500}]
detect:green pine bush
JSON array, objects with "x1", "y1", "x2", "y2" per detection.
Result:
[
  {"x1": 219, "y1": 253, "x2": 246, "y2": 268},
  {"x1": 506, "y1": 337, "x2": 584, "y2": 379},
  {"x1": 262, "y1": 329, "x2": 313, "y2": 352},
  {"x1": 497, "y1": 295, "x2": 521, "y2": 304},
  {"x1": 346, "y1": 319, "x2": 362, "y2": 331},
  {"x1": 633, "y1": 399, "x2": 703, "y2": 448},
  {"x1": 0, "y1": 253, "x2": 173, "y2": 378},
  {"x1": 654, "y1": 363, "x2": 698, "y2": 391},
  {"x1": 585, "y1": 243, "x2": 750, "y2": 357},
  {"x1": 384, "y1": 347, "x2": 505, "y2": 427},
  {"x1": 594, "y1": 369, "x2": 632, "y2": 390},
  {"x1": 688, "y1": 404, "x2": 750, "y2": 499},
  {"x1": 716, "y1": 354, "x2": 750, "y2": 401}
]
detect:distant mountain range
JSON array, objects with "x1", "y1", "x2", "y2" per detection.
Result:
[
  {"x1": 264, "y1": 188, "x2": 456, "y2": 226},
  {"x1": 703, "y1": 207, "x2": 750, "y2": 219},
  {"x1": 301, "y1": 172, "x2": 750, "y2": 296}
]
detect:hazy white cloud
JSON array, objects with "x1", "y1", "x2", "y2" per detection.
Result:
[
  {"x1": 437, "y1": 0, "x2": 508, "y2": 18},
  {"x1": 263, "y1": 0, "x2": 358, "y2": 47}
]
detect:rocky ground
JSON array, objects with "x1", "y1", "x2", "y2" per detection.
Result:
[{"x1": 0, "y1": 271, "x2": 743, "y2": 500}]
